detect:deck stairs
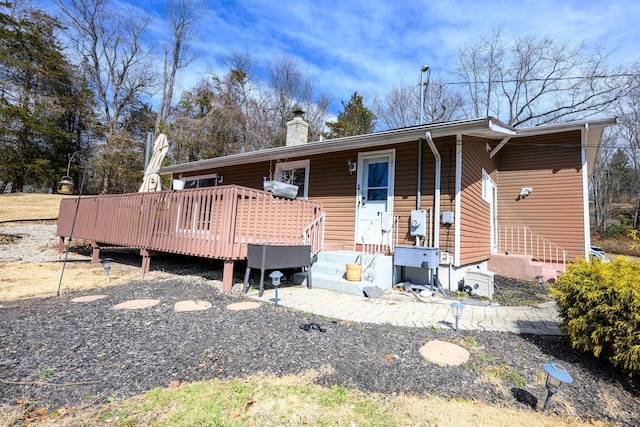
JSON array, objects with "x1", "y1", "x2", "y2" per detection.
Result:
[{"x1": 294, "y1": 250, "x2": 393, "y2": 296}]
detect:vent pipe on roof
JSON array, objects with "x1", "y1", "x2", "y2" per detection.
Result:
[{"x1": 286, "y1": 109, "x2": 309, "y2": 146}]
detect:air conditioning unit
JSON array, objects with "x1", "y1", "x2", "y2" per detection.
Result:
[{"x1": 463, "y1": 270, "x2": 495, "y2": 301}]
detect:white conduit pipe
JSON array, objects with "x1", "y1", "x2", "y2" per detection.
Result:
[
  {"x1": 416, "y1": 139, "x2": 422, "y2": 245},
  {"x1": 424, "y1": 131, "x2": 441, "y2": 248}
]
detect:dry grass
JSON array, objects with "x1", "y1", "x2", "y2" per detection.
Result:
[
  {"x1": 0, "y1": 193, "x2": 67, "y2": 222},
  {"x1": 0, "y1": 261, "x2": 159, "y2": 301},
  {"x1": 3, "y1": 373, "x2": 589, "y2": 427}
]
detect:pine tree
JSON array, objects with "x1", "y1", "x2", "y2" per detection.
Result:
[
  {"x1": 324, "y1": 91, "x2": 377, "y2": 139},
  {"x1": 0, "y1": 10, "x2": 88, "y2": 192}
]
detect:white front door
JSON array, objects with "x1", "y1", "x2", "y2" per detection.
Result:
[{"x1": 356, "y1": 150, "x2": 395, "y2": 245}]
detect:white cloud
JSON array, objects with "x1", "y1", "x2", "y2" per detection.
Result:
[{"x1": 45, "y1": 0, "x2": 640, "y2": 114}]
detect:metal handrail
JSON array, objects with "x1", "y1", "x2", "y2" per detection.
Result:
[{"x1": 498, "y1": 225, "x2": 568, "y2": 272}]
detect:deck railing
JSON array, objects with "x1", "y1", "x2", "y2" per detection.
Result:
[
  {"x1": 498, "y1": 225, "x2": 568, "y2": 272},
  {"x1": 302, "y1": 212, "x2": 325, "y2": 255},
  {"x1": 57, "y1": 185, "x2": 325, "y2": 261}
]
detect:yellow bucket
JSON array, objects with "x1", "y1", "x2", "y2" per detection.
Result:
[{"x1": 345, "y1": 263, "x2": 362, "y2": 281}]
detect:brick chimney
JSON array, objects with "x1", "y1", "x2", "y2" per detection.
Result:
[{"x1": 286, "y1": 109, "x2": 309, "y2": 146}]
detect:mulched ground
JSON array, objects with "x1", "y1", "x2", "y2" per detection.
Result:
[{"x1": 1, "y1": 259, "x2": 639, "y2": 426}]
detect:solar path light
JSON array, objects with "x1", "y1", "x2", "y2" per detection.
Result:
[
  {"x1": 269, "y1": 271, "x2": 283, "y2": 306},
  {"x1": 102, "y1": 258, "x2": 113, "y2": 283},
  {"x1": 542, "y1": 362, "x2": 573, "y2": 410},
  {"x1": 450, "y1": 301, "x2": 464, "y2": 332}
]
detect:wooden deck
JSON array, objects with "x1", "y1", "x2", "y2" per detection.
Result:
[{"x1": 57, "y1": 185, "x2": 325, "y2": 291}]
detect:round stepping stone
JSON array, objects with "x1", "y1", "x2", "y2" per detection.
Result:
[
  {"x1": 227, "y1": 301, "x2": 260, "y2": 311},
  {"x1": 113, "y1": 299, "x2": 160, "y2": 310},
  {"x1": 419, "y1": 340, "x2": 470, "y2": 367},
  {"x1": 174, "y1": 300, "x2": 212, "y2": 312},
  {"x1": 71, "y1": 295, "x2": 108, "y2": 303}
]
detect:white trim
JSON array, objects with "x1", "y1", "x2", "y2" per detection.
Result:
[
  {"x1": 489, "y1": 136, "x2": 511, "y2": 159},
  {"x1": 161, "y1": 117, "x2": 616, "y2": 176},
  {"x1": 424, "y1": 132, "x2": 441, "y2": 248},
  {"x1": 274, "y1": 159, "x2": 310, "y2": 199},
  {"x1": 181, "y1": 173, "x2": 222, "y2": 188},
  {"x1": 482, "y1": 168, "x2": 498, "y2": 253},
  {"x1": 454, "y1": 134, "x2": 462, "y2": 266},
  {"x1": 355, "y1": 149, "x2": 396, "y2": 246},
  {"x1": 581, "y1": 124, "x2": 591, "y2": 260}
]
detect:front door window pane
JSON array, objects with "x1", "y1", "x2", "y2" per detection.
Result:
[{"x1": 367, "y1": 162, "x2": 388, "y2": 201}]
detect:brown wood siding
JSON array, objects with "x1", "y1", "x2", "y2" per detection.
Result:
[
  {"x1": 496, "y1": 130, "x2": 585, "y2": 260},
  {"x1": 176, "y1": 140, "x2": 457, "y2": 250},
  {"x1": 306, "y1": 150, "x2": 359, "y2": 248},
  {"x1": 434, "y1": 137, "x2": 456, "y2": 255},
  {"x1": 459, "y1": 136, "x2": 497, "y2": 264}
]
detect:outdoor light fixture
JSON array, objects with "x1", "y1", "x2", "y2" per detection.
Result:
[
  {"x1": 269, "y1": 271, "x2": 283, "y2": 306},
  {"x1": 347, "y1": 159, "x2": 356, "y2": 174},
  {"x1": 542, "y1": 362, "x2": 574, "y2": 410},
  {"x1": 519, "y1": 187, "x2": 533, "y2": 197},
  {"x1": 102, "y1": 258, "x2": 113, "y2": 282},
  {"x1": 450, "y1": 301, "x2": 464, "y2": 332},
  {"x1": 56, "y1": 151, "x2": 88, "y2": 297}
]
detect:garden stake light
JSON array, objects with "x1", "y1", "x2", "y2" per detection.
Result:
[
  {"x1": 450, "y1": 301, "x2": 464, "y2": 332},
  {"x1": 270, "y1": 271, "x2": 283, "y2": 306},
  {"x1": 102, "y1": 258, "x2": 113, "y2": 282},
  {"x1": 542, "y1": 362, "x2": 573, "y2": 410}
]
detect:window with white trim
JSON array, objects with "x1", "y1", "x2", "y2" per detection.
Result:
[
  {"x1": 481, "y1": 169, "x2": 496, "y2": 202},
  {"x1": 182, "y1": 173, "x2": 222, "y2": 189},
  {"x1": 275, "y1": 160, "x2": 310, "y2": 199}
]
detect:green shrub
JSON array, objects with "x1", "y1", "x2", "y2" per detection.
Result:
[
  {"x1": 602, "y1": 221, "x2": 633, "y2": 239},
  {"x1": 552, "y1": 257, "x2": 640, "y2": 375}
]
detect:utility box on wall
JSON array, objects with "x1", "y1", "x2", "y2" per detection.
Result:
[
  {"x1": 442, "y1": 211, "x2": 454, "y2": 224},
  {"x1": 410, "y1": 210, "x2": 427, "y2": 236}
]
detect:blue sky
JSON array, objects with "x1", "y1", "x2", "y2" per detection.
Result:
[{"x1": 63, "y1": 0, "x2": 640, "y2": 114}]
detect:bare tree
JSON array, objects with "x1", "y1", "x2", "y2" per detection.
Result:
[
  {"x1": 55, "y1": 0, "x2": 156, "y2": 135},
  {"x1": 374, "y1": 75, "x2": 464, "y2": 129},
  {"x1": 454, "y1": 29, "x2": 634, "y2": 126},
  {"x1": 155, "y1": 0, "x2": 205, "y2": 135},
  {"x1": 615, "y1": 82, "x2": 640, "y2": 229},
  {"x1": 592, "y1": 132, "x2": 618, "y2": 231},
  {"x1": 266, "y1": 54, "x2": 330, "y2": 144},
  {"x1": 54, "y1": 0, "x2": 157, "y2": 192}
]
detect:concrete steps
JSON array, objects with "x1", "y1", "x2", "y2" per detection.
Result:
[{"x1": 303, "y1": 250, "x2": 393, "y2": 296}]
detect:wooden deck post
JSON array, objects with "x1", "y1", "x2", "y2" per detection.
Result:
[
  {"x1": 58, "y1": 236, "x2": 65, "y2": 253},
  {"x1": 222, "y1": 260, "x2": 234, "y2": 292},
  {"x1": 91, "y1": 242, "x2": 100, "y2": 264},
  {"x1": 141, "y1": 248, "x2": 151, "y2": 278}
]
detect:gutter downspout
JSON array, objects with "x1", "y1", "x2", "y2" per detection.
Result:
[
  {"x1": 581, "y1": 123, "x2": 591, "y2": 261},
  {"x1": 425, "y1": 132, "x2": 441, "y2": 248},
  {"x1": 416, "y1": 139, "x2": 422, "y2": 245}
]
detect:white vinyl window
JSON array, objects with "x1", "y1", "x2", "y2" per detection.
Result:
[
  {"x1": 482, "y1": 168, "x2": 499, "y2": 252},
  {"x1": 275, "y1": 160, "x2": 310, "y2": 199},
  {"x1": 481, "y1": 169, "x2": 496, "y2": 203},
  {"x1": 182, "y1": 173, "x2": 223, "y2": 189}
]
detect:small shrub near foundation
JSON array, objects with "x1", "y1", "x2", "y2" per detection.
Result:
[{"x1": 552, "y1": 257, "x2": 640, "y2": 375}]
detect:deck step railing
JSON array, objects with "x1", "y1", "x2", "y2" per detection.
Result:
[
  {"x1": 498, "y1": 225, "x2": 568, "y2": 272},
  {"x1": 302, "y1": 212, "x2": 325, "y2": 255}
]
